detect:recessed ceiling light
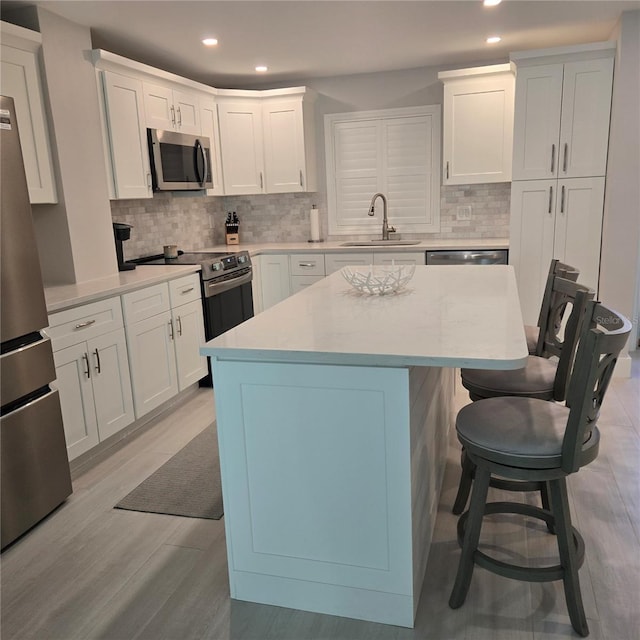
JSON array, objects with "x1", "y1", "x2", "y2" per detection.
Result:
[
  {"x1": 202, "y1": 38, "x2": 218, "y2": 46},
  {"x1": 255, "y1": 65, "x2": 268, "y2": 73},
  {"x1": 486, "y1": 36, "x2": 502, "y2": 44},
  {"x1": 483, "y1": 0, "x2": 502, "y2": 6}
]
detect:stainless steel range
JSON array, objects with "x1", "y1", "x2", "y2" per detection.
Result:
[{"x1": 133, "y1": 250, "x2": 254, "y2": 385}]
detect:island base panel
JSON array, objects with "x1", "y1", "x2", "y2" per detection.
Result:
[{"x1": 211, "y1": 359, "x2": 454, "y2": 627}]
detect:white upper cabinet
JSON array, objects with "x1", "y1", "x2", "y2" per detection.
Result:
[
  {"x1": 0, "y1": 21, "x2": 57, "y2": 204},
  {"x1": 511, "y1": 46, "x2": 614, "y2": 181},
  {"x1": 262, "y1": 92, "x2": 317, "y2": 193},
  {"x1": 439, "y1": 64, "x2": 514, "y2": 185},
  {"x1": 199, "y1": 97, "x2": 224, "y2": 195},
  {"x1": 217, "y1": 98, "x2": 265, "y2": 195},
  {"x1": 218, "y1": 89, "x2": 318, "y2": 196},
  {"x1": 99, "y1": 70, "x2": 152, "y2": 199},
  {"x1": 143, "y1": 81, "x2": 201, "y2": 135}
]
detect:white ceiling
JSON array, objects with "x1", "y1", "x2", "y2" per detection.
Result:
[{"x1": 6, "y1": 1, "x2": 640, "y2": 88}]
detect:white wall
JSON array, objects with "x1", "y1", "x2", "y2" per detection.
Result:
[
  {"x1": 601, "y1": 10, "x2": 640, "y2": 363},
  {"x1": 31, "y1": 8, "x2": 118, "y2": 285}
]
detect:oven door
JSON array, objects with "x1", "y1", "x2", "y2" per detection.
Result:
[
  {"x1": 202, "y1": 271, "x2": 254, "y2": 340},
  {"x1": 148, "y1": 129, "x2": 213, "y2": 191}
]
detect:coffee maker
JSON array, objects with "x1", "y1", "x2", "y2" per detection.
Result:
[{"x1": 113, "y1": 222, "x2": 136, "y2": 271}]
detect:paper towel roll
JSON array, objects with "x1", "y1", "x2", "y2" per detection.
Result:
[{"x1": 310, "y1": 206, "x2": 321, "y2": 241}]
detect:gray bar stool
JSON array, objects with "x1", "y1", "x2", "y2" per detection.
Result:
[
  {"x1": 525, "y1": 259, "x2": 579, "y2": 356},
  {"x1": 448, "y1": 301, "x2": 631, "y2": 637},
  {"x1": 452, "y1": 277, "x2": 594, "y2": 515}
]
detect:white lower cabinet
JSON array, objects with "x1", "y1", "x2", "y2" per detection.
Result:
[
  {"x1": 510, "y1": 177, "x2": 605, "y2": 324},
  {"x1": 260, "y1": 254, "x2": 291, "y2": 311},
  {"x1": 49, "y1": 298, "x2": 134, "y2": 461},
  {"x1": 123, "y1": 274, "x2": 206, "y2": 418}
]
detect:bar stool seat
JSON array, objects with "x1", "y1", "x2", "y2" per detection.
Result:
[{"x1": 461, "y1": 355, "x2": 557, "y2": 401}]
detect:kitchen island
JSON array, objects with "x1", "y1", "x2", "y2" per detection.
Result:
[{"x1": 200, "y1": 265, "x2": 527, "y2": 627}]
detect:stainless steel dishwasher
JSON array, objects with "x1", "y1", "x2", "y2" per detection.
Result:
[{"x1": 425, "y1": 249, "x2": 508, "y2": 265}]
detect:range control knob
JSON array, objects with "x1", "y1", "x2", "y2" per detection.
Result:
[
  {"x1": 237, "y1": 254, "x2": 247, "y2": 264},
  {"x1": 211, "y1": 262, "x2": 223, "y2": 271}
]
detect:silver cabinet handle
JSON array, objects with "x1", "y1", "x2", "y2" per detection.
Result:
[
  {"x1": 299, "y1": 169, "x2": 304, "y2": 187},
  {"x1": 147, "y1": 172, "x2": 152, "y2": 192},
  {"x1": 548, "y1": 186, "x2": 553, "y2": 214},
  {"x1": 93, "y1": 348, "x2": 101, "y2": 374},
  {"x1": 177, "y1": 106, "x2": 182, "y2": 127},
  {"x1": 75, "y1": 319, "x2": 96, "y2": 330},
  {"x1": 560, "y1": 185, "x2": 566, "y2": 213},
  {"x1": 259, "y1": 171, "x2": 263, "y2": 190},
  {"x1": 82, "y1": 352, "x2": 91, "y2": 379},
  {"x1": 177, "y1": 315, "x2": 183, "y2": 336},
  {"x1": 298, "y1": 262, "x2": 316, "y2": 268},
  {"x1": 181, "y1": 287, "x2": 195, "y2": 294},
  {"x1": 563, "y1": 143, "x2": 568, "y2": 172},
  {"x1": 168, "y1": 319, "x2": 174, "y2": 340},
  {"x1": 446, "y1": 161, "x2": 450, "y2": 180},
  {"x1": 550, "y1": 144, "x2": 555, "y2": 174},
  {"x1": 170, "y1": 105, "x2": 176, "y2": 127}
]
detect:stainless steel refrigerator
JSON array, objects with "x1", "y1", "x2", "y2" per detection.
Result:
[{"x1": 1, "y1": 95, "x2": 72, "y2": 549}]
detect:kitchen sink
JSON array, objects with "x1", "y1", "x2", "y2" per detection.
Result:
[{"x1": 340, "y1": 240, "x2": 422, "y2": 247}]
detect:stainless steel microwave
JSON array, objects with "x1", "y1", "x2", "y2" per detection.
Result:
[{"x1": 147, "y1": 129, "x2": 213, "y2": 191}]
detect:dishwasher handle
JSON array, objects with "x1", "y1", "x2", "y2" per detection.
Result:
[{"x1": 426, "y1": 250, "x2": 508, "y2": 266}]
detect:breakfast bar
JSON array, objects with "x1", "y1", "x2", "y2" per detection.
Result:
[{"x1": 200, "y1": 265, "x2": 527, "y2": 627}]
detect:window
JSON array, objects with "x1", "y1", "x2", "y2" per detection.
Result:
[{"x1": 325, "y1": 106, "x2": 441, "y2": 236}]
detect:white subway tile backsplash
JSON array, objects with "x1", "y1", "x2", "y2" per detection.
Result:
[{"x1": 110, "y1": 183, "x2": 510, "y2": 253}]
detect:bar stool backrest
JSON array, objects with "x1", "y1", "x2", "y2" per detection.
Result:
[
  {"x1": 538, "y1": 278, "x2": 594, "y2": 401},
  {"x1": 535, "y1": 259, "x2": 580, "y2": 357},
  {"x1": 562, "y1": 301, "x2": 632, "y2": 473}
]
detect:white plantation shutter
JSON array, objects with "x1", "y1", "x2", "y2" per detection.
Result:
[{"x1": 326, "y1": 106, "x2": 440, "y2": 235}]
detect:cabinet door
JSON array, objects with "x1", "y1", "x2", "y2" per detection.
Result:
[
  {"x1": 0, "y1": 44, "x2": 57, "y2": 203},
  {"x1": 218, "y1": 101, "x2": 265, "y2": 195},
  {"x1": 89, "y1": 329, "x2": 135, "y2": 441},
  {"x1": 173, "y1": 89, "x2": 200, "y2": 135},
  {"x1": 260, "y1": 255, "x2": 291, "y2": 310},
  {"x1": 512, "y1": 64, "x2": 564, "y2": 181},
  {"x1": 52, "y1": 343, "x2": 99, "y2": 461},
  {"x1": 143, "y1": 81, "x2": 175, "y2": 130},
  {"x1": 553, "y1": 177, "x2": 605, "y2": 293},
  {"x1": 559, "y1": 59, "x2": 614, "y2": 179},
  {"x1": 325, "y1": 253, "x2": 374, "y2": 275},
  {"x1": 199, "y1": 97, "x2": 224, "y2": 195},
  {"x1": 173, "y1": 299, "x2": 208, "y2": 390},
  {"x1": 263, "y1": 99, "x2": 306, "y2": 192},
  {"x1": 102, "y1": 71, "x2": 152, "y2": 199},
  {"x1": 373, "y1": 252, "x2": 424, "y2": 266},
  {"x1": 509, "y1": 180, "x2": 556, "y2": 324},
  {"x1": 442, "y1": 73, "x2": 514, "y2": 184},
  {"x1": 126, "y1": 310, "x2": 178, "y2": 418}
]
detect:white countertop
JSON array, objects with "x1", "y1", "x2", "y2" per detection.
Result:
[
  {"x1": 201, "y1": 265, "x2": 527, "y2": 369},
  {"x1": 45, "y1": 265, "x2": 201, "y2": 313},
  {"x1": 199, "y1": 237, "x2": 509, "y2": 255},
  {"x1": 44, "y1": 238, "x2": 508, "y2": 313}
]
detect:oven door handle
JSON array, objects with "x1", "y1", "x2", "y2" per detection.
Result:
[{"x1": 204, "y1": 269, "x2": 253, "y2": 298}]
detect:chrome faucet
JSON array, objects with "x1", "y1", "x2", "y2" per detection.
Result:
[{"x1": 368, "y1": 193, "x2": 396, "y2": 240}]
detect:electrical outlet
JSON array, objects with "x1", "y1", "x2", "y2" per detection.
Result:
[{"x1": 456, "y1": 205, "x2": 472, "y2": 221}]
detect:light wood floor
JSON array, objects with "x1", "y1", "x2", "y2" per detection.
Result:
[{"x1": 2, "y1": 355, "x2": 639, "y2": 640}]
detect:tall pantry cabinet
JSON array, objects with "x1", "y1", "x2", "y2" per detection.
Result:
[{"x1": 509, "y1": 43, "x2": 615, "y2": 324}]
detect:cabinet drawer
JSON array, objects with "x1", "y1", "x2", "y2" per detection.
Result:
[
  {"x1": 290, "y1": 275, "x2": 324, "y2": 294},
  {"x1": 122, "y1": 282, "x2": 170, "y2": 325},
  {"x1": 48, "y1": 297, "x2": 123, "y2": 352},
  {"x1": 325, "y1": 253, "x2": 373, "y2": 275},
  {"x1": 168, "y1": 273, "x2": 201, "y2": 308},
  {"x1": 289, "y1": 254, "x2": 325, "y2": 276},
  {"x1": 373, "y1": 252, "x2": 425, "y2": 266}
]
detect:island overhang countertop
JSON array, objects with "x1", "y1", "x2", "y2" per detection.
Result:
[{"x1": 201, "y1": 264, "x2": 528, "y2": 369}]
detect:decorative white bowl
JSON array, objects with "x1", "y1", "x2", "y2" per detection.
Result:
[{"x1": 341, "y1": 264, "x2": 416, "y2": 295}]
